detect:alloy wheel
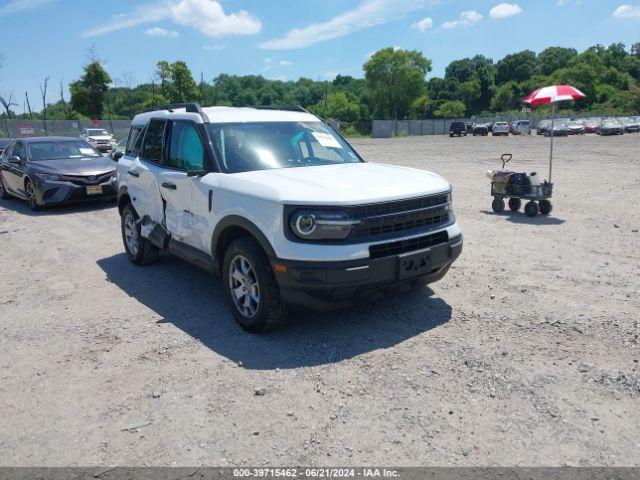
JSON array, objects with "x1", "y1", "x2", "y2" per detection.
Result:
[
  {"x1": 25, "y1": 181, "x2": 37, "y2": 210},
  {"x1": 229, "y1": 254, "x2": 261, "y2": 319},
  {"x1": 123, "y1": 212, "x2": 140, "y2": 256}
]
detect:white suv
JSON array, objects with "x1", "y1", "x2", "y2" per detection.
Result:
[{"x1": 115, "y1": 104, "x2": 463, "y2": 332}]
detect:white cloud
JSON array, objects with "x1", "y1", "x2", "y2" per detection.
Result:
[
  {"x1": 0, "y1": 0, "x2": 55, "y2": 17},
  {"x1": 84, "y1": 0, "x2": 261, "y2": 38},
  {"x1": 441, "y1": 10, "x2": 483, "y2": 29},
  {"x1": 613, "y1": 4, "x2": 640, "y2": 18},
  {"x1": 489, "y1": 3, "x2": 522, "y2": 19},
  {"x1": 145, "y1": 27, "x2": 179, "y2": 37},
  {"x1": 279, "y1": 60, "x2": 293, "y2": 66},
  {"x1": 260, "y1": 0, "x2": 438, "y2": 50},
  {"x1": 557, "y1": 0, "x2": 582, "y2": 5},
  {"x1": 412, "y1": 16, "x2": 434, "y2": 32}
]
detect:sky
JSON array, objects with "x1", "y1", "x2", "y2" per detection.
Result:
[{"x1": 1, "y1": 0, "x2": 640, "y2": 113}]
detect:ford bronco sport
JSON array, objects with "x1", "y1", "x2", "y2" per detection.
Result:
[{"x1": 116, "y1": 104, "x2": 463, "y2": 333}]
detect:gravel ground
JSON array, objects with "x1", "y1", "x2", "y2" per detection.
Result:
[{"x1": 0, "y1": 133, "x2": 638, "y2": 467}]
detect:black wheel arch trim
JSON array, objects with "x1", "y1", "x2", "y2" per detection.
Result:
[{"x1": 212, "y1": 215, "x2": 277, "y2": 262}]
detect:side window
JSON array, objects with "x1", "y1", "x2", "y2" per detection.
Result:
[
  {"x1": 142, "y1": 120, "x2": 166, "y2": 164},
  {"x1": 13, "y1": 142, "x2": 26, "y2": 160},
  {"x1": 3, "y1": 142, "x2": 15, "y2": 158},
  {"x1": 126, "y1": 125, "x2": 144, "y2": 155},
  {"x1": 131, "y1": 125, "x2": 147, "y2": 157},
  {"x1": 167, "y1": 121, "x2": 204, "y2": 171}
]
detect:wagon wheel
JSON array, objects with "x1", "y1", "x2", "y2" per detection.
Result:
[
  {"x1": 539, "y1": 200, "x2": 553, "y2": 215},
  {"x1": 492, "y1": 198, "x2": 505, "y2": 213},
  {"x1": 525, "y1": 201, "x2": 539, "y2": 217},
  {"x1": 508, "y1": 198, "x2": 521, "y2": 212}
]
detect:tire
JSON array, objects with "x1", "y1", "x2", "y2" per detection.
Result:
[
  {"x1": 508, "y1": 198, "x2": 521, "y2": 212},
  {"x1": 24, "y1": 178, "x2": 39, "y2": 211},
  {"x1": 121, "y1": 203, "x2": 159, "y2": 266},
  {"x1": 0, "y1": 172, "x2": 10, "y2": 200},
  {"x1": 223, "y1": 236, "x2": 288, "y2": 333},
  {"x1": 525, "y1": 201, "x2": 539, "y2": 217},
  {"x1": 492, "y1": 198, "x2": 505, "y2": 213},
  {"x1": 539, "y1": 200, "x2": 553, "y2": 215}
]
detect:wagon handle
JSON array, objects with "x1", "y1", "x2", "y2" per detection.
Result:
[{"x1": 501, "y1": 153, "x2": 513, "y2": 169}]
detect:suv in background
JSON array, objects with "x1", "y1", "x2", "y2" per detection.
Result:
[
  {"x1": 492, "y1": 122, "x2": 510, "y2": 136},
  {"x1": 80, "y1": 128, "x2": 117, "y2": 152},
  {"x1": 449, "y1": 121, "x2": 467, "y2": 137},
  {"x1": 116, "y1": 104, "x2": 462, "y2": 333},
  {"x1": 510, "y1": 120, "x2": 531, "y2": 135}
]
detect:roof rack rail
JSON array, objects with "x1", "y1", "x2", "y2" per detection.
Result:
[
  {"x1": 254, "y1": 105, "x2": 311, "y2": 114},
  {"x1": 143, "y1": 103, "x2": 210, "y2": 123}
]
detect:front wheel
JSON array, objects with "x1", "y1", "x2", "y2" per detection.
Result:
[
  {"x1": 508, "y1": 198, "x2": 521, "y2": 212},
  {"x1": 223, "y1": 237, "x2": 288, "y2": 333},
  {"x1": 0, "y1": 172, "x2": 10, "y2": 199},
  {"x1": 525, "y1": 201, "x2": 539, "y2": 217},
  {"x1": 492, "y1": 197, "x2": 505, "y2": 213},
  {"x1": 24, "y1": 179, "x2": 39, "y2": 211},
  {"x1": 121, "y1": 203, "x2": 159, "y2": 265}
]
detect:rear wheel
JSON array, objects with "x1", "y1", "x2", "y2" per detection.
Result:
[
  {"x1": 223, "y1": 236, "x2": 288, "y2": 333},
  {"x1": 508, "y1": 198, "x2": 521, "y2": 212},
  {"x1": 539, "y1": 200, "x2": 553, "y2": 215},
  {"x1": 525, "y1": 201, "x2": 539, "y2": 217},
  {"x1": 492, "y1": 198, "x2": 505, "y2": 213},
  {"x1": 0, "y1": 172, "x2": 10, "y2": 199},
  {"x1": 121, "y1": 203, "x2": 159, "y2": 265}
]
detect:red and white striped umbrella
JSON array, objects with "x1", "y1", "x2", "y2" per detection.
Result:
[{"x1": 524, "y1": 84, "x2": 586, "y2": 107}]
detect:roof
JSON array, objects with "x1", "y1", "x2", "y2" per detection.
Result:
[
  {"x1": 16, "y1": 136, "x2": 80, "y2": 143},
  {"x1": 132, "y1": 105, "x2": 320, "y2": 126}
]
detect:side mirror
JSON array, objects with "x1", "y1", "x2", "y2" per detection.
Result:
[
  {"x1": 187, "y1": 169, "x2": 208, "y2": 178},
  {"x1": 112, "y1": 151, "x2": 124, "y2": 161},
  {"x1": 8, "y1": 155, "x2": 21, "y2": 164}
]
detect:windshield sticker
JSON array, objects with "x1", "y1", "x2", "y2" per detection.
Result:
[
  {"x1": 312, "y1": 132, "x2": 342, "y2": 149},
  {"x1": 79, "y1": 148, "x2": 96, "y2": 155}
]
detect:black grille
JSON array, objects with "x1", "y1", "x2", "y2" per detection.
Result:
[
  {"x1": 349, "y1": 193, "x2": 451, "y2": 241},
  {"x1": 369, "y1": 230, "x2": 449, "y2": 259},
  {"x1": 60, "y1": 172, "x2": 113, "y2": 186}
]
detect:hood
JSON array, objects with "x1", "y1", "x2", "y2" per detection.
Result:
[
  {"x1": 219, "y1": 162, "x2": 451, "y2": 205},
  {"x1": 29, "y1": 156, "x2": 116, "y2": 175}
]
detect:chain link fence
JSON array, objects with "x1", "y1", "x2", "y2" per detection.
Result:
[{"x1": 0, "y1": 119, "x2": 132, "y2": 141}]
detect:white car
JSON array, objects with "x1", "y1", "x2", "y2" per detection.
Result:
[
  {"x1": 80, "y1": 128, "x2": 117, "y2": 152},
  {"x1": 510, "y1": 120, "x2": 531, "y2": 135},
  {"x1": 116, "y1": 104, "x2": 462, "y2": 332},
  {"x1": 492, "y1": 122, "x2": 510, "y2": 136}
]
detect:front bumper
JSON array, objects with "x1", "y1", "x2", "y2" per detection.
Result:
[
  {"x1": 273, "y1": 234, "x2": 463, "y2": 310},
  {"x1": 35, "y1": 178, "x2": 117, "y2": 205}
]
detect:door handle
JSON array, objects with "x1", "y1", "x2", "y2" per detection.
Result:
[
  {"x1": 128, "y1": 170, "x2": 140, "y2": 178},
  {"x1": 162, "y1": 182, "x2": 177, "y2": 190}
]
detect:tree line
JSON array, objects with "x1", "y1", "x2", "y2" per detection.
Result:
[{"x1": 2, "y1": 42, "x2": 639, "y2": 134}]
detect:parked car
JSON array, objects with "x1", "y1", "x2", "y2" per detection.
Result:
[
  {"x1": 492, "y1": 122, "x2": 510, "y2": 136},
  {"x1": 486, "y1": 122, "x2": 495, "y2": 133},
  {"x1": 566, "y1": 120, "x2": 586, "y2": 135},
  {"x1": 0, "y1": 137, "x2": 117, "y2": 210},
  {"x1": 598, "y1": 119, "x2": 624, "y2": 136},
  {"x1": 116, "y1": 104, "x2": 462, "y2": 332},
  {"x1": 465, "y1": 121, "x2": 474, "y2": 133},
  {"x1": 472, "y1": 123, "x2": 489, "y2": 136},
  {"x1": 110, "y1": 138, "x2": 127, "y2": 159},
  {"x1": 537, "y1": 120, "x2": 569, "y2": 137},
  {"x1": 449, "y1": 121, "x2": 467, "y2": 137},
  {"x1": 79, "y1": 128, "x2": 117, "y2": 152},
  {"x1": 620, "y1": 117, "x2": 640, "y2": 133},
  {"x1": 0, "y1": 138, "x2": 13, "y2": 156},
  {"x1": 582, "y1": 118, "x2": 601, "y2": 133},
  {"x1": 510, "y1": 120, "x2": 531, "y2": 135}
]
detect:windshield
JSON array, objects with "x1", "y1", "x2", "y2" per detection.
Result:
[
  {"x1": 207, "y1": 122, "x2": 362, "y2": 174},
  {"x1": 28, "y1": 140, "x2": 102, "y2": 161},
  {"x1": 87, "y1": 129, "x2": 109, "y2": 136}
]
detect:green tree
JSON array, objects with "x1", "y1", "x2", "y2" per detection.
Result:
[
  {"x1": 409, "y1": 95, "x2": 435, "y2": 119},
  {"x1": 69, "y1": 61, "x2": 112, "y2": 118},
  {"x1": 490, "y1": 82, "x2": 521, "y2": 112},
  {"x1": 364, "y1": 47, "x2": 432, "y2": 119},
  {"x1": 434, "y1": 100, "x2": 465, "y2": 118},
  {"x1": 537, "y1": 47, "x2": 578, "y2": 76},
  {"x1": 495, "y1": 50, "x2": 537, "y2": 84},
  {"x1": 166, "y1": 61, "x2": 200, "y2": 103}
]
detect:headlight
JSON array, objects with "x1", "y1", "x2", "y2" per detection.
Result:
[
  {"x1": 33, "y1": 171, "x2": 62, "y2": 181},
  {"x1": 290, "y1": 210, "x2": 361, "y2": 241}
]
